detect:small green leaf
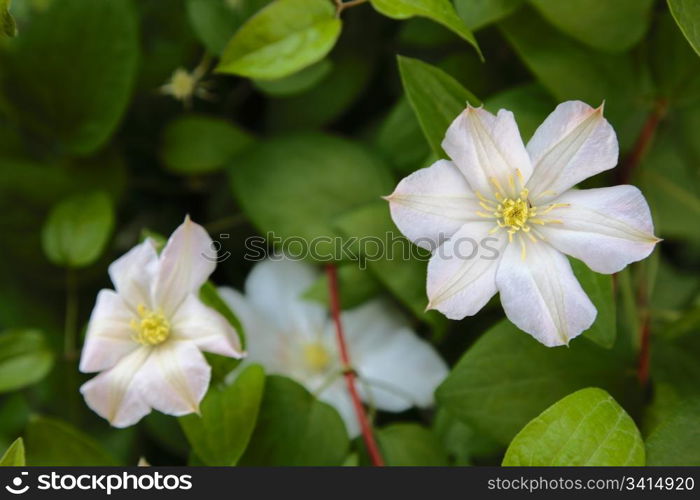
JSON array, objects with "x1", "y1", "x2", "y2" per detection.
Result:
[
  {"x1": 454, "y1": 0, "x2": 524, "y2": 30},
  {"x1": 239, "y1": 375, "x2": 349, "y2": 465},
  {"x1": 503, "y1": 388, "x2": 645, "y2": 466},
  {"x1": 303, "y1": 263, "x2": 382, "y2": 309},
  {"x1": 646, "y1": 398, "x2": 700, "y2": 465},
  {"x1": 25, "y1": 416, "x2": 119, "y2": 466},
  {"x1": 0, "y1": 329, "x2": 53, "y2": 393},
  {"x1": 570, "y1": 259, "x2": 616, "y2": 349},
  {"x1": 216, "y1": 0, "x2": 342, "y2": 80},
  {"x1": 0, "y1": 438, "x2": 25, "y2": 466},
  {"x1": 370, "y1": 0, "x2": 480, "y2": 57},
  {"x1": 436, "y1": 320, "x2": 636, "y2": 444},
  {"x1": 397, "y1": 55, "x2": 479, "y2": 157},
  {"x1": 530, "y1": 0, "x2": 654, "y2": 53},
  {"x1": 186, "y1": 0, "x2": 271, "y2": 55},
  {"x1": 180, "y1": 364, "x2": 266, "y2": 465},
  {"x1": 161, "y1": 115, "x2": 253, "y2": 175},
  {"x1": 668, "y1": 0, "x2": 700, "y2": 57},
  {"x1": 253, "y1": 59, "x2": 332, "y2": 96},
  {"x1": 41, "y1": 191, "x2": 115, "y2": 268},
  {"x1": 361, "y1": 423, "x2": 448, "y2": 466}
]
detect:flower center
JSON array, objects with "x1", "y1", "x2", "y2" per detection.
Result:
[
  {"x1": 170, "y1": 69, "x2": 196, "y2": 100},
  {"x1": 475, "y1": 171, "x2": 569, "y2": 258},
  {"x1": 302, "y1": 342, "x2": 331, "y2": 373},
  {"x1": 131, "y1": 305, "x2": 170, "y2": 346}
]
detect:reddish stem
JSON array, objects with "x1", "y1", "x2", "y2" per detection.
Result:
[{"x1": 326, "y1": 263, "x2": 385, "y2": 466}]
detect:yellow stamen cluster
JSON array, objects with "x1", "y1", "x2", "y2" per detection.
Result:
[
  {"x1": 476, "y1": 170, "x2": 568, "y2": 258},
  {"x1": 131, "y1": 305, "x2": 170, "y2": 346},
  {"x1": 303, "y1": 342, "x2": 331, "y2": 373}
]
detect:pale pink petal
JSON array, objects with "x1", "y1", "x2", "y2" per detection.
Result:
[
  {"x1": 108, "y1": 239, "x2": 158, "y2": 310},
  {"x1": 526, "y1": 101, "x2": 618, "y2": 201},
  {"x1": 170, "y1": 293, "x2": 244, "y2": 359},
  {"x1": 80, "y1": 289, "x2": 139, "y2": 373},
  {"x1": 386, "y1": 160, "x2": 482, "y2": 250},
  {"x1": 80, "y1": 347, "x2": 152, "y2": 428},
  {"x1": 442, "y1": 105, "x2": 532, "y2": 197},
  {"x1": 496, "y1": 241, "x2": 597, "y2": 347},
  {"x1": 134, "y1": 341, "x2": 211, "y2": 417},
  {"x1": 154, "y1": 216, "x2": 216, "y2": 316},
  {"x1": 426, "y1": 221, "x2": 507, "y2": 320},
  {"x1": 538, "y1": 186, "x2": 659, "y2": 274}
]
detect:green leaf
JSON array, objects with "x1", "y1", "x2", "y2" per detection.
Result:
[
  {"x1": 646, "y1": 398, "x2": 700, "y2": 465},
  {"x1": 374, "y1": 97, "x2": 431, "y2": 174},
  {"x1": 362, "y1": 423, "x2": 449, "y2": 466},
  {"x1": 530, "y1": 0, "x2": 654, "y2": 52},
  {"x1": 398, "y1": 55, "x2": 479, "y2": 157},
  {"x1": 186, "y1": 0, "x2": 271, "y2": 55},
  {"x1": 570, "y1": 259, "x2": 616, "y2": 349},
  {"x1": 503, "y1": 388, "x2": 645, "y2": 466},
  {"x1": 433, "y1": 408, "x2": 501, "y2": 465},
  {"x1": 455, "y1": 0, "x2": 524, "y2": 30},
  {"x1": 303, "y1": 264, "x2": 382, "y2": 309},
  {"x1": 0, "y1": 329, "x2": 53, "y2": 393},
  {"x1": 436, "y1": 320, "x2": 636, "y2": 444},
  {"x1": 41, "y1": 191, "x2": 115, "y2": 268},
  {"x1": 230, "y1": 133, "x2": 393, "y2": 257},
  {"x1": 239, "y1": 375, "x2": 349, "y2": 465},
  {"x1": 161, "y1": 115, "x2": 254, "y2": 175},
  {"x1": 0, "y1": 438, "x2": 25, "y2": 466},
  {"x1": 484, "y1": 83, "x2": 554, "y2": 143},
  {"x1": 1, "y1": 0, "x2": 16, "y2": 38},
  {"x1": 254, "y1": 59, "x2": 332, "y2": 96},
  {"x1": 0, "y1": 0, "x2": 139, "y2": 155},
  {"x1": 180, "y1": 364, "x2": 266, "y2": 465},
  {"x1": 668, "y1": 0, "x2": 700, "y2": 57},
  {"x1": 25, "y1": 416, "x2": 119, "y2": 466},
  {"x1": 216, "y1": 0, "x2": 342, "y2": 80},
  {"x1": 370, "y1": 0, "x2": 480, "y2": 57}
]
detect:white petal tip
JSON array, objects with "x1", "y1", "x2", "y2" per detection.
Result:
[{"x1": 381, "y1": 194, "x2": 393, "y2": 202}]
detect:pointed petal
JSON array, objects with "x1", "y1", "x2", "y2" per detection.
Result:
[
  {"x1": 244, "y1": 258, "x2": 326, "y2": 335},
  {"x1": 342, "y1": 300, "x2": 448, "y2": 412},
  {"x1": 80, "y1": 347, "x2": 152, "y2": 428},
  {"x1": 80, "y1": 290, "x2": 139, "y2": 373},
  {"x1": 170, "y1": 293, "x2": 244, "y2": 358},
  {"x1": 442, "y1": 106, "x2": 532, "y2": 196},
  {"x1": 386, "y1": 160, "x2": 482, "y2": 250},
  {"x1": 426, "y1": 222, "x2": 507, "y2": 320},
  {"x1": 135, "y1": 341, "x2": 211, "y2": 417},
  {"x1": 526, "y1": 101, "x2": 618, "y2": 200},
  {"x1": 154, "y1": 216, "x2": 216, "y2": 315},
  {"x1": 538, "y1": 186, "x2": 659, "y2": 274},
  {"x1": 496, "y1": 241, "x2": 596, "y2": 347},
  {"x1": 108, "y1": 239, "x2": 158, "y2": 310}
]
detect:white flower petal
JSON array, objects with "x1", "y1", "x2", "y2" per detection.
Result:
[
  {"x1": 244, "y1": 258, "x2": 327, "y2": 336},
  {"x1": 171, "y1": 293, "x2": 244, "y2": 359},
  {"x1": 154, "y1": 216, "x2": 216, "y2": 316},
  {"x1": 108, "y1": 239, "x2": 158, "y2": 310},
  {"x1": 80, "y1": 289, "x2": 139, "y2": 373},
  {"x1": 442, "y1": 106, "x2": 532, "y2": 196},
  {"x1": 386, "y1": 159, "x2": 482, "y2": 250},
  {"x1": 80, "y1": 347, "x2": 152, "y2": 428},
  {"x1": 342, "y1": 300, "x2": 447, "y2": 412},
  {"x1": 318, "y1": 382, "x2": 358, "y2": 438},
  {"x1": 538, "y1": 185, "x2": 659, "y2": 274},
  {"x1": 135, "y1": 341, "x2": 211, "y2": 417},
  {"x1": 496, "y1": 241, "x2": 597, "y2": 347},
  {"x1": 426, "y1": 222, "x2": 507, "y2": 320},
  {"x1": 526, "y1": 101, "x2": 618, "y2": 200}
]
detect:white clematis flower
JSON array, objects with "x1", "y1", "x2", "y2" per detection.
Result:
[
  {"x1": 79, "y1": 216, "x2": 244, "y2": 427},
  {"x1": 386, "y1": 101, "x2": 659, "y2": 347},
  {"x1": 219, "y1": 258, "x2": 448, "y2": 437}
]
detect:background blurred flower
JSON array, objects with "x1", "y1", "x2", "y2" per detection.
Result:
[
  {"x1": 219, "y1": 258, "x2": 448, "y2": 436},
  {"x1": 79, "y1": 217, "x2": 243, "y2": 427}
]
